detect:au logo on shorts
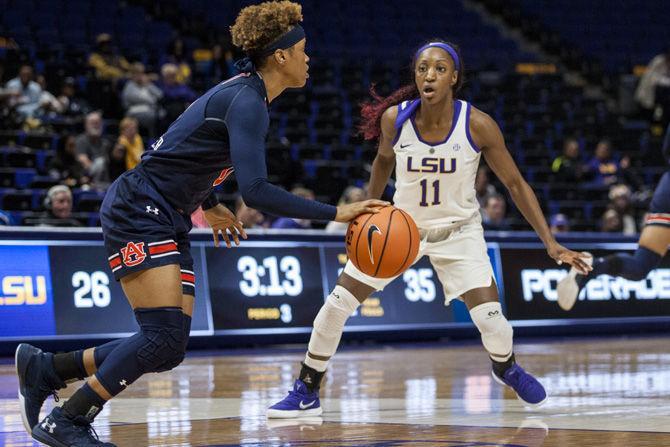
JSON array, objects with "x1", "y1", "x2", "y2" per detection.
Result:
[{"x1": 120, "y1": 242, "x2": 147, "y2": 267}]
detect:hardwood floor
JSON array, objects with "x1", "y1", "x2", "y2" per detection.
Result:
[{"x1": 2, "y1": 337, "x2": 670, "y2": 446}]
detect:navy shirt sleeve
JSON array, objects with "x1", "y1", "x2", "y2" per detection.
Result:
[
  {"x1": 208, "y1": 86, "x2": 337, "y2": 221},
  {"x1": 201, "y1": 191, "x2": 219, "y2": 210}
]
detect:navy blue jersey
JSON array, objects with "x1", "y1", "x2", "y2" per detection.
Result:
[{"x1": 137, "y1": 72, "x2": 336, "y2": 220}]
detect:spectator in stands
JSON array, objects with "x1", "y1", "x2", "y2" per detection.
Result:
[
  {"x1": 159, "y1": 63, "x2": 197, "y2": 128},
  {"x1": 550, "y1": 213, "x2": 570, "y2": 234},
  {"x1": 325, "y1": 186, "x2": 366, "y2": 233},
  {"x1": 271, "y1": 186, "x2": 315, "y2": 229},
  {"x1": 122, "y1": 63, "x2": 163, "y2": 136},
  {"x1": 57, "y1": 77, "x2": 89, "y2": 117},
  {"x1": 586, "y1": 139, "x2": 619, "y2": 186},
  {"x1": 635, "y1": 48, "x2": 670, "y2": 120},
  {"x1": 166, "y1": 37, "x2": 193, "y2": 84},
  {"x1": 75, "y1": 111, "x2": 111, "y2": 186},
  {"x1": 110, "y1": 117, "x2": 144, "y2": 181},
  {"x1": 608, "y1": 184, "x2": 637, "y2": 235},
  {"x1": 551, "y1": 137, "x2": 583, "y2": 183},
  {"x1": 5, "y1": 64, "x2": 42, "y2": 118},
  {"x1": 211, "y1": 38, "x2": 237, "y2": 81},
  {"x1": 475, "y1": 165, "x2": 497, "y2": 208},
  {"x1": 31, "y1": 185, "x2": 82, "y2": 227},
  {"x1": 118, "y1": 117, "x2": 144, "y2": 170},
  {"x1": 235, "y1": 196, "x2": 266, "y2": 229},
  {"x1": 88, "y1": 33, "x2": 131, "y2": 82},
  {"x1": 0, "y1": 209, "x2": 12, "y2": 225},
  {"x1": 482, "y1": 193, "x2": 512, "y2": 231},
  {"x1": 600, "y1": 209, "x2": 623, "y2": 233},
  {"x1": 49, "y1": 135, "x2": 90, "y2": 188},
  {"x1": 35, "y1": 75, "x2": 63, "y2": 118}
]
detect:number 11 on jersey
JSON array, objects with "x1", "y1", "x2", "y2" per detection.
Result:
[{"x1": 419, "y1": 179, "x2": 441, "y2": 207}]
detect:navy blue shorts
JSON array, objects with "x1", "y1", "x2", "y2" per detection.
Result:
[
  {"x1": 100, "y1": 169, "x2": 196, "y2": 296},
  {"x1": 646, "y1": 171, "x2": 670, "y2": 228}
]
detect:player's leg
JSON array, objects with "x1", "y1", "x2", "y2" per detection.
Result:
[
  {"x1": 178, "y1": 268, "x2": 195, "y2": 355},
  {"x1": 558, "y1": 172, "x2": 670, "y2": 310},
  {"x1": 460, "y1": 281, "x2": 546, "y2": 407},
  {"x1": 429, "y1": 220, "x2": 546, "y2": 407},
  {"x1": 557, "y1": 225, "x2": 669, "y2": 310},
  {"x1": 302, "y1": 271, "x2": 376, "y2": 373},
  {"x1": 15, "y1": 325, "x2": 133, "y2": 434},
  {"x1": 16, "y1": 331, "x2": 150, "y2": 436},
  {"x1": 18, "y1": 241, "x2": 194, "y2": 438},
  {"x1": 591, "y1": 225, "x2": 668, "y2": 279},
  {"x1": 54, "y1": 242, "x2": 195, "y2": 378},
  {"x1": 33, "y1": 264, "x2": 185, "y2": 447},
  {"x1": 267, "y1": 263, "x2": 387, "y2": 418}
]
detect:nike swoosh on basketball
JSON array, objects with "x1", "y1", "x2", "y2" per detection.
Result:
[
  {"x1": 299, "y1": 400, "x2": 316, "y2": 409},
  {"x1": 367, "y1": 224, "x2": 382, "y2": 264}
]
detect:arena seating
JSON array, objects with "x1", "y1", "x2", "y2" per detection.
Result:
[
  {"x1": 0, "y1": 0, "x2": 662, "y2": 231},
  {"x1": 518, "y1": 0, "x2": 669, "y2": 73}
]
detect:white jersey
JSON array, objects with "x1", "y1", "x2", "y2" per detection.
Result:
[{"x1": 392, "y1": 99, "x2": 481, "y2": 229}]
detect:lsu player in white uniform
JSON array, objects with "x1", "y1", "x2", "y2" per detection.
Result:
[{"x1": 268, "y1": 40, "x2": 591, "y2": 418}]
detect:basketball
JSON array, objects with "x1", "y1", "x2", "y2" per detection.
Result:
[{"x1": 345, "y1": 206, "x2": 420, "y2": 278}]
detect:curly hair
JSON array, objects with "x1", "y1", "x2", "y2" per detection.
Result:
[{"x1": 230, "y1": 1, "x2": 303, "y2": 57}]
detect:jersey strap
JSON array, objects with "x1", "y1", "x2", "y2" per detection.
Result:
[{"x1": 395, "y1": 99, "x2": 421, "y2": 130}]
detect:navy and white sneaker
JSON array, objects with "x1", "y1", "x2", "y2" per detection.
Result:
[
  {"x1": 557, "y1": 252, "x2": 593, "y2": 311},
  {"x1": 492, "y1": 364, "x2": 548, "y2": 408},
  {"x1": 15, "y1": 343, "x2": 65, "y2": 433},
  {"x1": 267, "y1": 379, "x2": 322, "y2": 418},
  {"x1": 32, "y1": 406, "x2": 116, "y2": 447}
]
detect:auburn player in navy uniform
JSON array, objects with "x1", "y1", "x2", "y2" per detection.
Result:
[
  {"x1": 15, "y1": 2, "x2": 385, "y2": 446},
  {"x1": 558, "y1": 123, "x2": 670, "y2": 310}
]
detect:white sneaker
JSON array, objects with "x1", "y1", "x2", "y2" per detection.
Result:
[{"x1": 557, "y1": 252, "x2": 593, "y2": 311}]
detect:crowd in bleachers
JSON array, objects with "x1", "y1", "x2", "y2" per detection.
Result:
[{"x1": 0, "y1": 0, "x2": 666, "y2": 233}]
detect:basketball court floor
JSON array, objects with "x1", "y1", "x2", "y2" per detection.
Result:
[{"x1": 1, "y1": 336, "x2": 670, "y2": 446}]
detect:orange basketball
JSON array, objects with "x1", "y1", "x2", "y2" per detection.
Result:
[{"x1": 345, "y1": 206, "x2": 420, "y2": 278}]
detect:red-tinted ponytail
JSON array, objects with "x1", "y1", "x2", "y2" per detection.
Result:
[{"x1": 358, "y1": 84, "x2": 418, "y2": 141}]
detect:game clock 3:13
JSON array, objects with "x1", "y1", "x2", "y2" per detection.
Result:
[{"x1": 237, "y1": 255, "x2": 303, "y2": 297}]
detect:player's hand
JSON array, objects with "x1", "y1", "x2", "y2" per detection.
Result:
[
  {"x1": 203, "y1": 204, "x2": 247, "y2": 248},
  {"x1": 334, "y1": 200, "x2": 389, "y2": 222},
  {"x1": 547, "y1": 242, "x2": 592, "y2": 275}
]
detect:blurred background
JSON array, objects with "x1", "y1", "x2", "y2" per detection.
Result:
[{"x1": 0, "y1": 0, "x2": 668, "y2": 234}]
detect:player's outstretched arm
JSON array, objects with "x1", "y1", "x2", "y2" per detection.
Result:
[
  {"x1": 224, "y1": 90, "x2": 386, "y2": 223},
  {"x1": 470, "y1": 107, "x2": 592, "y2": 274},
  {"x1": 333, "y1": 199, "x2": 389, "y2": 222},
  {"x1": 366, "y1": 106, "x2": 398, "y2": 200}
]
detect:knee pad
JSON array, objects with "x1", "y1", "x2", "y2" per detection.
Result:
[
  {"x1": 308, "y1": 286, "x2": 360, "y2": 357},
  {"x1": 469, "y1": 302, "x2": 513, "y2": 361},
  {"x1": 135, "y1": 307, "x2": 186, "y2": 373}
]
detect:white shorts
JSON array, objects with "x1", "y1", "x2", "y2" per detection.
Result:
[{"x1": 343, "y1": 216, "x2": 494, "y2": 305}]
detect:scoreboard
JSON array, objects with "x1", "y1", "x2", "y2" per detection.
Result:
[{"x1": 1, "y1": 228, "x2": 669, "y2": 342}]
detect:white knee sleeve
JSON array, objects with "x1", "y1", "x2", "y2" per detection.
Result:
[
  {"x1": 305, "y1": 286, "x2": 360, "y2": 371},
  {"x1": 469, "y1": 302, "x2": 513, "y2": 362}
]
